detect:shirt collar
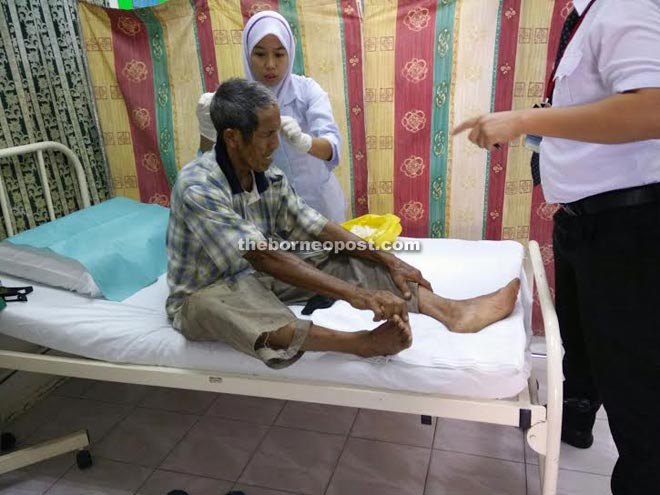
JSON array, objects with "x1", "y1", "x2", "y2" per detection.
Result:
[
  {"x1": 572, "y1": 0, "x2": 590, "y2": 15},
  {"x1": 214, "y1": 140, "x2": 270, "y2": 195}
]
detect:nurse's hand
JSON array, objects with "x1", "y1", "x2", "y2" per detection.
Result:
[
  {"x1": 453, "y1": 110, "x2": 527, "y2": 150},
  {"x1": 280, "y1": 116, "x2": 313, "y2": 154}
]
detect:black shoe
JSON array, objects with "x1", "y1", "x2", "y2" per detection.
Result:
[
  {"x1": 561, "y1": 425, "x2": 594, "y2": 449},
  {"x1": 561, "y1": 397, "x2": 600, "y2": 449}
]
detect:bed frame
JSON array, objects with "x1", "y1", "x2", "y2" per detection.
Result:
[{"x1": 0, "y1": 142, "x2": 563, "y2": 495}]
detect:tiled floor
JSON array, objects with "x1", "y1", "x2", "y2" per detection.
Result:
[{"x1": 0, "y1": 356, "x2": 617, "y2": 495}]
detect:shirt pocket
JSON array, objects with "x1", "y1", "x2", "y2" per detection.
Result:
[{"x1": 553, "y1": 48, "x2": 583, "y2": 104}]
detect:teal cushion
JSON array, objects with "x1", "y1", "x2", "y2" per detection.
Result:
[{"x1": 6, "y1": 197, "x2": 169, "y2": 301}]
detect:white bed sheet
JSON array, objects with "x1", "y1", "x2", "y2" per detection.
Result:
[{"x1": 0, "y1": 238, "x2": 532, "y2": 399}]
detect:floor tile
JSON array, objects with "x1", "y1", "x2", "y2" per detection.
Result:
[
  {"x1": 160, "y1": 416, "x2": 269, "y2": 481},
  {"x1": 274, "y1": 401, "x2": 357, "y2": 435},
  {"x1": 425, "y1": 450, "x2": 526, "y2": 495},
  {"x1": 0, "y1": 474, "x2": 53, "y2": 495},
  {"x1": 24, "y1": 397, "x2": 130, "y2": 446},
  {"x1": 434, "y1": 418, "x2": 524, "y2": 462},
  {"x1": 82, "y1": 382, "x2": 150, "y2": 406},
  {"x1": 93, "y1": 408, "x2": 198, "y2": 467},
  {"x1": 239, "y1": 426, "x2": 345, "y2": 495},
  {"x1": 350, "y1": 409, "x2": 435, "y2": 448},
  {"x1": 52, "y1": 379, "x2": 94, "y2": 399},
  {"x1": 136, "y1": 469, "x2": 232, "y2": 495},
  {"x1": 526, "y1": 465, "x2": 611, "y2": 495},
  {"x1": 4, "y1": 397, "x2": 62, "y2": 445},
  {"x1": 232, "y1": 483, "x2": 303, "y2": 495},
  {"x1": 0, "y1": 453, "x2": 72, "y2": 495},
  {"x1": 44, "y1": 457, "x2": 151, "y2": 495},
  {"x1": 526, "y1": 419, "x2": 617, "y2": 476},
  {"x1": 326, "y1": 437, "x2": 430, "y2": 495},
  {"x1": 139, "y1": 388, "x2": 216, "y2": 415},
  {"x1": 206, "y1": 394, "x2": 285, "y2": 425}
]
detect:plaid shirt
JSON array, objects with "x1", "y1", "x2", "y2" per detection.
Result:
[{"x1": 166, "y1": 149, "x2": 328, "y2": 328}]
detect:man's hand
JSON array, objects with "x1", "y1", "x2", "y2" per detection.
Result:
[
  {"x1": 385, "y1": 256, "x2": 433, "y2": 299},
  {"x1": 453, "y1": 110, "x2": 528, "y2": 150},
  {"x1": 349, "y1": 287, "x2": 409, "y2": 322},
  {"x1": 280, "y1": 116, "x2": 313, "y2": 154}
]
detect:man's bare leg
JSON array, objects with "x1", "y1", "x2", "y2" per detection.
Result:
[
  {"x1": 418, "y1": 279, "x2": 520, "y2": 333},
  {"x1": 259, "y1": 315, "x2": 412, "y2": 358}
]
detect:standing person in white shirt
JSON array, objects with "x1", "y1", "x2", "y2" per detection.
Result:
[
  {"x1": 453, "y1": 1, "x2": 660, "y2": 493},
  {"x1": 196, "y1": 10, "x2": 346, "y2": 223}
]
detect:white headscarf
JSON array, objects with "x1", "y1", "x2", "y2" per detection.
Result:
[{"x1": 242, "y1": 10, "x2": 296, "y2": 105}]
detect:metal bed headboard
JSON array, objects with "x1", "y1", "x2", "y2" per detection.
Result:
[{"x1": 0, "y1": 141, "x2": 91, "y2": 237}]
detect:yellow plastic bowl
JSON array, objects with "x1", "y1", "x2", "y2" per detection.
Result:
[{"x1": 341, "y1": 214, "x2": 402, "y2": 248}]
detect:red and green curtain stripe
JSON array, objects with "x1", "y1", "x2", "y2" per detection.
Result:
[
  {"x1": 106, "y1": 9, "x2": 171, "y2": 202},
  {"x1": 485, "y1": 0, "x2": 521, "y2": 240},
  {"x1": 191, "y1": 0, "x2": 219, "y2": 92},
  {"x1": 393, "y1": 1, "x2": 437, "y2": 238},
  {"x1": 428, "y1": 0, "x2": 456, "y2": 238},
  {"x1": 278, "y1": 0, "x2": 306, "y2": 76},
  {"x1": 338, "y1": 0, "x2": 368, "y2": 217},
  {"x1": 134, "y1": 7, "x2": 178, "y2": 186}
]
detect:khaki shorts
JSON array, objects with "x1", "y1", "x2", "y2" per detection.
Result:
[{"x1": 178, "y1": 252, "x2": 419, "y2": 368}]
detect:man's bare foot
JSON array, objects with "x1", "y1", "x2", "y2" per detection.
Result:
[
  {"x1": 445, "y1": 278, "x2": 520, "y2": 334},
  {"x1": 355, "y1": 316, "x2": 412, "y2": 357}
]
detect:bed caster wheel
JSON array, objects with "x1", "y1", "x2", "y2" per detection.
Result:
[
  {"x1": 76, "y1": 449, "x2": 93, "y2": 469},
  {"x1": 1, "y1": 432, "x2": 16, "y2": 452}
]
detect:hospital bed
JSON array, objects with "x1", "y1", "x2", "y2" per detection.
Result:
[{"x1": 0, "y1": 142, "x2": 563, "y2": 495}]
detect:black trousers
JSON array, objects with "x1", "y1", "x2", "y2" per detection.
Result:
[{"x1": 553, "y1": 202, "x2": 660, "y2": 495}]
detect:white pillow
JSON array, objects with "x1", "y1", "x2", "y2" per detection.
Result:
[{"x1": 0, "y1": 242, "x2": 101, "y2": 297}]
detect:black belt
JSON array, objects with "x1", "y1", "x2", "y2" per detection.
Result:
[{"x1": 561, "y1": 182, "x2": 660, "y2": 216}]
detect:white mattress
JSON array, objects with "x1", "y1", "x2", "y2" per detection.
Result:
[{"x1": 0, "y1": 238, "x2": 532, "y2": 399}]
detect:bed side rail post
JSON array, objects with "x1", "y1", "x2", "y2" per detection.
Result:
[
  {"x1": 0, "y1": 141, "x2": 91, "y2": 236},
  {"x1": 527, "y1": 240, "x2": 563, "y2": 495}
]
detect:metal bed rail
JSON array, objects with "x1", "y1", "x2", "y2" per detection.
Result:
[{"x1": 0, "y1": 141, "x2": 91, "y2": 237}]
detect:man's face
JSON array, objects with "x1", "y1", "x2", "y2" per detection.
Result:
[{"x1": 236, "y1": 104, "x2": 281, "y2": 173}]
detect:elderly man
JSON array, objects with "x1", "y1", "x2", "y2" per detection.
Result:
[{"x1": 166, "y1": 77, "x2": 518, "y2": 369}]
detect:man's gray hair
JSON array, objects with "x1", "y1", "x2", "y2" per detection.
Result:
[{"x1": 210, "y1": 78, "x2": 278, "y2": 143}]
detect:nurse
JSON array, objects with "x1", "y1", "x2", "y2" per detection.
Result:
[{"x1": 196, "y1": 10, "x2": 346, "y2": 222}]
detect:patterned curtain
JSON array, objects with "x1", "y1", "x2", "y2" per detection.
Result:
[
  {"x1": 0, "y1": 0, "x2": 109, "y2": 240},
  {"x1": 77, "y1": 0, "x2": 368, "y2": 218}
]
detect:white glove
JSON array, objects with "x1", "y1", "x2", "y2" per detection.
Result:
[
  {"x1": 280, "y1": 116, "x2": 313, "y2": 154},
  {"x1": 196, "y1": 92, "x2": 216, "y2": 141}
]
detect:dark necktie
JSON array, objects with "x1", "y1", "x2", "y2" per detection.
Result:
[{"x1": 531, "y1": 9, "x2": 581, "y2": 186}]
